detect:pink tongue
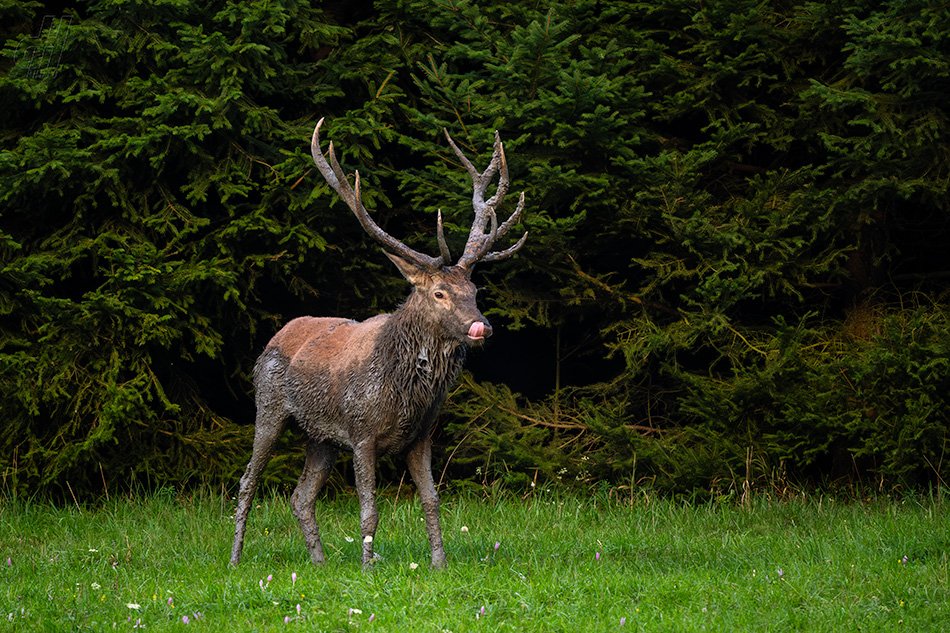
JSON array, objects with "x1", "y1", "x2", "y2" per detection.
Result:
[{"x1": 468, "y1": 322, "x2": 486, "y2": 339}]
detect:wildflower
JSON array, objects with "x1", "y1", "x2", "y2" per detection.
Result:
[
  {"x1": 284, "y1": 616, "x2": 291, "y2": 624},
  {"x1": 6, "y1": 558, "x2": 10, "y2": 567},
  {"x1": 345, "y1": 536, "x2": 355, "y2": 543},
  {"x1": 126, "y1": 603, "x2": 141, "y2": 610},
  {"x1": 901, "y1": 555, "x2": 908, "y2": 564},
  {"x1": 363, "y1": 535, "x2": 373, "y2": 544},
  {"x1": 182, "y1": 615, "x2": 189, "y2": 624},
  {"x1": 91, "y1": 583, "x2": 101, "y2": 590},
  {"x1": 777, "y1": 568, "x2": 784, "y2": 579},
  {"x1": 478, "y1": 606, "x2": 486, "y2": 619},
  {"x1": 620, "y1": 616, "x2": 626, "y2": 626},
  {"x1": 409, "y1": 562, "x2": 419, "y2": 570},
  {"x1": 267, "y1": 574, "x2": 273, "y2": 582},
  {"x1": 88, "y1": 549, "x2": 98, "y2": 553},
  {"x1": 292, "y1": 572, "x2": 297, "y2": 586},
  {"x1": 494, "y1": 541, "x2": 500, "y2": 552},
  {"x1": 297, "y1": 604, "x2": 301, "y2": 616},
  {"x1": 369, "y1": 613, "x2": 376, "y2": 622},
  {"x1": 167, "y1": 597, "x2": 173, "y2": 606},
  {"x1": 595, "y1": 552, "x2": 601, "y2": 562},
  {"x1": 348, "y1": 608, "x2": 363, "y2": 617},
  {"x1": 461, "y1": 526, "x2": 469, "y2": 533}
]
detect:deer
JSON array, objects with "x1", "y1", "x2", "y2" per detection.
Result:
[{"x1": 229, "y1": 118, "x2": 527, "y2": 570}]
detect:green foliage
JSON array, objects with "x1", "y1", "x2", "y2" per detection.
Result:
[
  {"x1": 2, "y1": 0, "x2": 949, "y2": 497},
  {"x1": 0, "y1": 0, "x2": 347, "y2": 495}
]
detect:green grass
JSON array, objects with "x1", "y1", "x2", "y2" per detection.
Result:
[{"x1": 1, "y1": 488, "x2": 948, "y2": 631}]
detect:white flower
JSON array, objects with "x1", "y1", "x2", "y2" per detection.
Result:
[
  {"x1": 409, "y1": 562, "x2": 419, "y2": 570},
  {"x1": 344, "y1": 536, "x2": 354, "y2": 543},
  {"x1": 460, "y1": 526, "x2": 469, "y2": 533},
  {"x1": 91, "y1": 583, "x2": 101, "y2": 590},
  {"x1": 363, "y1": 535, "x2": 373, "y2": 543},
  {"x1": 126, "y1": 603, "x2": 141, "y2": 610}
]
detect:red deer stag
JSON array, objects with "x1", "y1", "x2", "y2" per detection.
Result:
[{"x1": 230, "y1": 119, "x2": 527, "y2": 569}]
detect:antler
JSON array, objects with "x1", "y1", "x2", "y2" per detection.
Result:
[
  {"x1": 311, "y1": 118, "x2": 444, "y2": 270},
  {"x1": 443, "y1": 130, "x2": 528, "y2": 271}
]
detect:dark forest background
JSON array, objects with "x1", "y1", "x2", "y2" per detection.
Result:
[{"x1": 2, "y1": 0, "x2": 949, "y2": 500}]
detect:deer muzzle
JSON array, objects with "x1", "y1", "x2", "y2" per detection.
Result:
[{"x1": 467, "y1": 321, "x2": 492, "y2": 341}]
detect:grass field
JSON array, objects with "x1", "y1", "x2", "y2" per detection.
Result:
[{"x1": 1, "y1": 487, "x2": 948, "y2": 631}]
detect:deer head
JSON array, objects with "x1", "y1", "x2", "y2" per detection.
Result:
[{"x1": 309, "y1": 118, "x2": 527, "y2": 344}]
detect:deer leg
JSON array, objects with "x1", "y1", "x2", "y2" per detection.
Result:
[
  {"x1": 230, "y1": 410, "x2": 289, "y2": 567},
  {"x1": 352, "y1": 440, "x2": 379, "y2": 570},
  {"x1": 291, "y1": 440, "x2": 339, "y2": 566},
  {"x1": 406, "y1": 437, "x2": 446, "y2": 569}
]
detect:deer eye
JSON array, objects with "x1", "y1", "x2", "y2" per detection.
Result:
[{"x1": 434, "y1": 291, "x2": 445, "y2": 299}]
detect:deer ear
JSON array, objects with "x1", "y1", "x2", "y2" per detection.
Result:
[{"x1": 384, "y1": 250, "x2": 431, "y2": 285}]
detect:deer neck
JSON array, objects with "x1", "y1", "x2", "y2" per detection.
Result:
[{"x1": 379, "y1": 294, "x2": 466, "y2": 395}]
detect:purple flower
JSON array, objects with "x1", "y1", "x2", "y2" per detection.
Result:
[
  {"x1": 494, "y1": 541, "x2": 500, "y2": 551},
  {"x1": 292, "y1": 572, "x2": 298, "y2": 586},
  {"x1": 620, "y1": 616, "x2": 626, "y2": 626},
  {"x1": 6, "y1": 557, "x2": 10, "y2": 567},
  {"x1": 296, "y1": 604, "x2": 301, "y2": 616},
  {"x1": 168, "y1": 597, "x2": 174, "y2": 605},
  {"x1": 182, "y1": 615, "x2": 190, "y2": 624},
  {"x1": 777, "y1": 568, "x2": 784, "y2": 579},
  {"x1": 595, "y1": 552, "x2": 601, "y2": 561},
  {"x1": 369, "y1": 613, "x2": 375, "y2": 623},
  {"x1": 284, "y1": 616, "x2": 291, "y2": 624},
  {"x1": 267, "y1": 574, "x2": 273, "y2": 582}
]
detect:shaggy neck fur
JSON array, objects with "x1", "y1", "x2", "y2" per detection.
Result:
[{"x1": 375, "y1": 290, "x2": 467, "y2": 433}]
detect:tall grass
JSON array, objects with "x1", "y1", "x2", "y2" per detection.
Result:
[{"x1": 1, "y1": 488, "x2": 948, "y2": 631}]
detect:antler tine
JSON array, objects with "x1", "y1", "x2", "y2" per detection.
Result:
[
  {"x1": 436, "y1": 210, "x2": 452, "y2": 262},
  {"x1": 311, "y1": 119, "x2": 443, "y2": 270},
  {"x1": 480, "y1": 192, "x2": 527, "y2": 263},
  {"x1": 444, "y1": 129, "x2": 501, "y2": 226},
  {"x1": 483, "y1": 132, "x2": 510, "y2": 211},
  {"x1": 481, "y1": 231, "x2": 528, "y2": 263},
  {"x1": 443, "y1": 128, "x2": 482, "y2": 184},
  {"x1": 444, "y1": 128, "x2": 524, "y2": 270}
]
